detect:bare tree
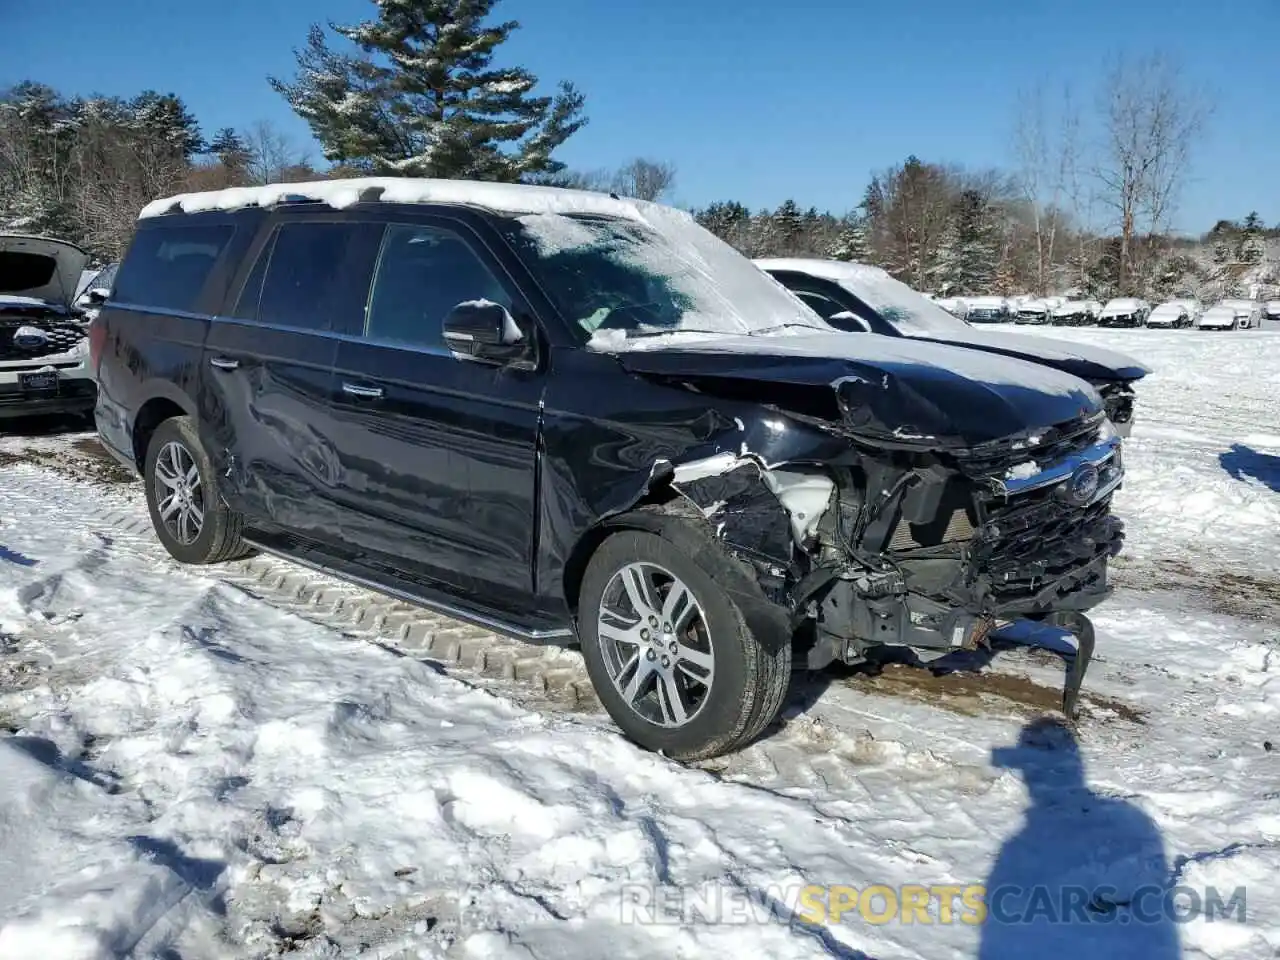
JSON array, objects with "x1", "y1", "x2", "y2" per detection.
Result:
[
  {"x1": 609, "y1": 158, "x2": 677, "y2": 201},
  {"x1": 1013, "y1": 84, "x2": 1077, "y2": 293},
  {"x1": 1094, "y1": 54, "x2": 1210, "y2": 289},
  {"x1": 243, "y1": 120, "x2": 312, "y2": 185}
]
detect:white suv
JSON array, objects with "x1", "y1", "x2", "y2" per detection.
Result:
[{"x1": 0, "y1": 234, "x2": 98, "y2": 421}]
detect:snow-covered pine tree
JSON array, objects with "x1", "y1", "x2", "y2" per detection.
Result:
[
  {"x1": 828, "y1": 216, "x2": 871, "y2": 263},
  {"x1": 270, "y1": 0, "x2": 586, "y2": 181},
  {"x1": 933, "y1": 189, "x2": 996, "y2": 295},
  {"x1": 127, "y1": 91, "x2": 204, "y2": 159},
  {"x1": 696, "y1": 201, "x2": 750, "y2": 241},
  {"x1": 1239, "y1": 211, "x2": 1265, "y2": 264},
  {"x1": 772, "y1": 199, "x2": 803, "y2": 255}
]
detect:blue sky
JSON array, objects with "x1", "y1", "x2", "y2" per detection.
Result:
[{"x1": 4, "y1": 0, "x2": 1277, "y2": 233}]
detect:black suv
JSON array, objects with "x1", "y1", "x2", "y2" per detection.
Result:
[{"x1": 93, "y1": 179, "x2": 1128, "y2": 759}]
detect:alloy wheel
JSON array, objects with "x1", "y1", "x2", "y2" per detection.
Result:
[
  {"x1": 153, "y1": 440, "x2": 205, "y2": 545},
  {"x1": 596, "y1": 561, "x2": 715, "y2": 728}
]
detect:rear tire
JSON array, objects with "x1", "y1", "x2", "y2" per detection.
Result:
[
  {"x1": 143, "y1": 416, "x2": 253, "y2": 565},
  {"x1": 577, "y1": 529, "x2": 790, "y2": 760}
]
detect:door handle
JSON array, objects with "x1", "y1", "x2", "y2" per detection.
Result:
[
  {"x1": 342, "y1": 382, "x2": 384, "y2": 399},
  {"x1": 209, "y1": 357, "x2": 239, "y2": 371}
]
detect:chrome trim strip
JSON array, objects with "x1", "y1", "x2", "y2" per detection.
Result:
[
  {"x1": 107, "y1": 305, "x2": 458, "y2": 358},
  {"x1": 994, "y1": 436, "x2": 1123, "y2": 497},
  {"x1": 242, "y1": 537, "x2": 575, "y2": 642}
]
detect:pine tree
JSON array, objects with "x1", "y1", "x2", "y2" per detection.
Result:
[
  {"x1": 127, "y1": 91, "x2": 204, "y2": 158},
  {"x1": 773, "y1": 199, "x2": 803, "y2": 254},
  {"x1": 696, "y1": 201, "x2": 750, "y2": 241},
  {"x1": 933, "y1": 189, "x2": 996, "y2": 295},
  {"x1": 270, "y1": 0, "x2": 586, "y2": 181},
  {"x1": 1239, "y1": 211, "x2": 1265, "y2": 264},
  {"x1": 828, "y1": 216, "x2": 871, "y2": 263}
]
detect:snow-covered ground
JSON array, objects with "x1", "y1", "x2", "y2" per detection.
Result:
[{"x1": 1, "y1": 327, "x2": 1278, "y2": 959}]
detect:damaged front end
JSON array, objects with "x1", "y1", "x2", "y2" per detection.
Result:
[{"x1": 661, "y1": 411, "x2": 1126, "y2": 716}]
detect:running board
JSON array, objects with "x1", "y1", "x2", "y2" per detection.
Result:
[{"x1": 242, "y1": 536, "x2": 575, "y2": 644}]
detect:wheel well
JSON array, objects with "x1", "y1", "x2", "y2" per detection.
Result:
[
  {"x1": 131, "y1": 398, "x2": 187, "y2": 469},
  {"x1": 561, "y1": 488, "x2": 681, "y2": 616}
]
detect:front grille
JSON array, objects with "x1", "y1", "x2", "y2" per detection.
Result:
[
  {"x1": 970, "y1": 483, "x2": 1121, "y2": 603},
  {"x1": 0, "y1": 317, "x2": 86, "y2": 361},
  {"x1": 950, "y1": 415, "x2": 1103, "y2": 478}
]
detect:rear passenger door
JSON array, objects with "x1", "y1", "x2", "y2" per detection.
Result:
[
  {"x1": 326, "y1": 215, "x2": 544, "y2": 611},
  {"x1": 201, "y1": 214, "x2": 381, "y2": 540}
]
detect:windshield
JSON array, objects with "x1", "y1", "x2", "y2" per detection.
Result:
[
  {"x1": 499, "y1": 212, "x2": 827, "y2": 345},
  {"x1": 825, "y1": 265, "x2": 970, "y2": 335}
]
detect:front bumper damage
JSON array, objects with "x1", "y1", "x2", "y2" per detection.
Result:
[{"x1": 660, "y1": 414, "x2": 1127, "y2": 719}]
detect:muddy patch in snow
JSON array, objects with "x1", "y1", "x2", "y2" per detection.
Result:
[
  {"x1": 0, "y1": 436, "x2": 135, "y2": 485},
  {"x1": 1115, "y1": 557, "x2": 1280, "y2": 624},
  {"x1": 835, "y1": 660, "x2": 1146, "y2": 724}
]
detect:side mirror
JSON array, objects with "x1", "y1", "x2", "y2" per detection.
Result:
[
  {"x1": 442, "y1": 300, "x2": 527, "y2": 365},
  {"x1": 829, "y1": 310, "x2": 872, "y2": 334},
  {"x1": 75, "y1": 288, "x2": 109, "y2": 310}
]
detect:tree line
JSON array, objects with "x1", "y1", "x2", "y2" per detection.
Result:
[{"x1": 2, "y1": 0, "x2": 1274, "y2": 301}]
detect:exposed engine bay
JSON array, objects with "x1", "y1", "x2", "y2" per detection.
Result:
[{"x1": 652, "y1": 410, "x2": 1125, "y2": 709}]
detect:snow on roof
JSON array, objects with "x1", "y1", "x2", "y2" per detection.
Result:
[
  {"x1": 137, "y1": 177, "x2": 686, "y2": 226},
  {"x1": 1150, "y1": 303, "x2": 1184, "y2": 314}
]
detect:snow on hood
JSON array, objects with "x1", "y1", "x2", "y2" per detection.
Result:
[
  {"x1": 0, "y1": 235, "x2": 89, "y2": 307},
  {"x1": 1149, "y1": 303, "x2": 1185, "y2": 318},
  {"x1": 1053, "y1": 300, "x2": 1093, "y2": 314},
  {"x1": 1100, "y1": 298, "x2": 1143, "y2": 315},
  {"x1": 965, "y1": 297, "x2": 1007, "y2": 309}
]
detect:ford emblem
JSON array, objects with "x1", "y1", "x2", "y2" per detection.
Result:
[
  {"x1": 12, "y1": 325, "x2": 50, "y2": 349},
  {"x1": 1067, "y1": 464, "x2": 1100, "y2": 505}
]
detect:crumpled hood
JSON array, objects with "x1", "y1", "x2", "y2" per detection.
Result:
[
  {"x1": 612, "y1": 332, "x2": 1104, "y2": 449},
  {"x1": 0, "y1": 234, "x2": 90, "y2": 307},
  {"x1": 896, "y1": 327, "x2": 1149, "y2": 382}
]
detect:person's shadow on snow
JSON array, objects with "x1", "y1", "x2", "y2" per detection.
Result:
[{"x1": 978, "y1": 718, "x2": 1180, "y2": 959}]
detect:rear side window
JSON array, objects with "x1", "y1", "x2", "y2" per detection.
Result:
[
  {"x1": 365, "y1": 224, "x2": 511, "y2": 350},
  {"x1": 237, "y1": 221, "x2": 380, "y2": 333},
  {"x1": 112, "y1": 224, "x2": 236, "y2": 312}
]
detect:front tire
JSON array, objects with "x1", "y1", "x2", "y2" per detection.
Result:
[
  {"x1": 144, "y1": 416, "x2": 252, "y2": 565},
  {"x1": 577, "y1": 529, "x2": 790, "y2": 760}
]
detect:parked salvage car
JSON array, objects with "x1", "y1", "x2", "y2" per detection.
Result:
[
  {"x1": 1218, "y1": 298, "x2": 1261, "y2": 329},
  {"x1": 1098, "y1": 298, "x2": 1150, "y2": 328},
  {"x1": 1014, "y1": 299, "x2": 1053, "y2": 325},
  {"x1": 1198, "y1": 304, "x2": 1244, "y2": 330},
  {"x1": 961, "y1": 296, "x2": 1009, "y2": 323},
  {"x1": 756, "y1": 258, "x2": 1147, "y2": 437},
  {"x1": 94, "y1": 181, "x2": 1131, "y2": 759},
  {"x1": 0, "y1": 233, "x2": 98, "y2": 421},
  {"x1": 1146, "y1": 302, "x2": 1193, "y2": 329},
  {"x1": 1263, "y1": 300, "x2": 1280, "y2": 322},
  {"x1": 1051, "y1": 300, "x2": 1097, "y2": 326}
]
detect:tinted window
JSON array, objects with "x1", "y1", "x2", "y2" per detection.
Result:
[
  {"x1": 113, "y1": 224, "x2": 236, "y2": 312},
  {"x1": 231, "y1": 232, "x2": 273, "y2": 321},
  {"x1": 255, "y1": 222, "x2": 380, "y2": 332},
  {"x1": 796, "y1": 290, "x2": 846, "y2": 321},
  {"x1": 365, "y1": 225, "x2": 511, "y2": 349}
]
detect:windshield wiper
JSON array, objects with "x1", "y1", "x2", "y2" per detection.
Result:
[
  {"x1": 751, "y1": 322, "x2": 824, "y2": 336},
  {"x1": 622, "y1": 328, "x2": 725, "y2": 339}
]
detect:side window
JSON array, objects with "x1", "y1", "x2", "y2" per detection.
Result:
[
  {"x1": 112, "y1": 223, "x2": 236, "y2": 312},
  {"x1": 365, "y1": 224, "x2": 511, "y2": 350},
  {"x1": 230, "y1": 231, "x2": 274, "y2": 321},
  {"x1": 252, "y1": 222, "x2": 379, "y2": 332}
]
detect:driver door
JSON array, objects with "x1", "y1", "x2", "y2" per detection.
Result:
[{"x1": 326, "y1": 214, "x2": 545, "y2": 613}]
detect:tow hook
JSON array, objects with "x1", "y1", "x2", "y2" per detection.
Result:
[{"x1": 1047, "y1": 610, "x2": 1096, "y2": 720}]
